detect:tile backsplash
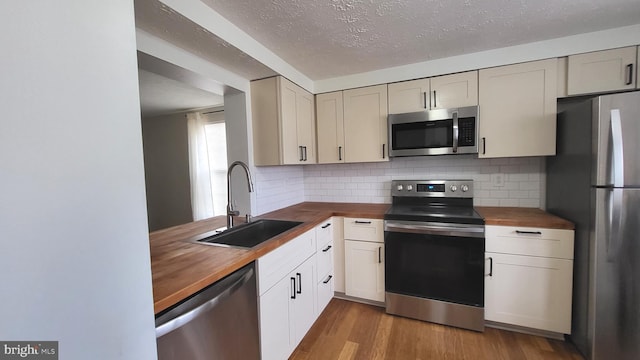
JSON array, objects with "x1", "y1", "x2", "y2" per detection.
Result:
[
  {"x1": 254, "y1": 155, "x2": 546, "y2": 215},
  {"x1": 254, "y1": 165, "x2": 305, "y2": 215}
]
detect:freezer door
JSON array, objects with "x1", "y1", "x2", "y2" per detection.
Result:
[
  {"x1": 594, "y1": 91, "x2": 640, "y2": 187},
  {"x1": 591, "y1": 188, "x2": 640, "y2": 360}
]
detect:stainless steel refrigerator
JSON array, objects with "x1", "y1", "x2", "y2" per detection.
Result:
[{"x1": 547, "y1": 91, "x2": 640, "y2": 360}]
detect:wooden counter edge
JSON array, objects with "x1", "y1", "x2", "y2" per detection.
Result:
[{"x1": 475, "y1": 206, "x2": 575, "y2": 230}]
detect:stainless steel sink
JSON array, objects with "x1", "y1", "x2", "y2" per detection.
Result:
[{"x1": 195, "y1": 219, "x2": 303, "y2": 248}]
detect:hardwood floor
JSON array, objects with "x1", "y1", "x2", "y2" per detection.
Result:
[{"x1": 291, "y1": 299, "x2": 584, "y2": 360}]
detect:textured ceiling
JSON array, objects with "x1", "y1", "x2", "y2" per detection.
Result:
[
  {"x1": 135, "y1": 0, "x2": 277, "y2": 81},
  {"x1": 201, "y1": 0, "x2": 640, "y2": 80},
  {"x1": 138, "y1": 70, "x2": 224, "y2": 117}
]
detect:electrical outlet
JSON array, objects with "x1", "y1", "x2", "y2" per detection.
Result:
[{"x1": 491, "y1": 173, "x2": 505, "y2": 187}]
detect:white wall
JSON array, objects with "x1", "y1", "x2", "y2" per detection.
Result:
[
  {"x1": 0, "y1": 2, "x2": 157, "y2": 359},
  {"x1": 304, "y1": 156, "x2": 545, "y2": 208}
]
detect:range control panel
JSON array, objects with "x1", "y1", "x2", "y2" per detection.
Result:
[{"x1": 391, "y1": 180, "x2": 474, "y2": 198}]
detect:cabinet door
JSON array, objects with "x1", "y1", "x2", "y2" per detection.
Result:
[
  {"x1": 343, "y1": 84, "x2": 389, "y2": 163},
  {"x1": 485, "y1": 252, "x2": 573, "y2": 334},
  {"x1": 345, "y1": 240, "x2": 385, "y2": 302},
  {"x1": 291, "y1": 256, "x2": 316, "y2": 347},
  {"x1": 316, "y1": 91, "x2": 345, "y2": 163},
  {"x1": 279, "y1": 78, "x2": 301, "y2": 164},
  {"x1": 388, "y1": 78, "x2": 429, "y2": 114},
  {"x1": 430, "y1": 70, "x2": 478, "y2": 109},
  {"x1": 296, "y1": 89, "x2": 316, "y2": 164},
  {"x1": 478, "y1": 59, "x2": 557, "y2": 158},
  {"x1": 279, "y1": 77, "x2": 316, "y2": 165},
  {"x1": 259, "y1": 275, "x2": 293, "y2": 360},
  {"x1": 568, "y1": 46, "x2": 637, "y2": 95}
]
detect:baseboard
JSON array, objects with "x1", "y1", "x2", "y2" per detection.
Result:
[
  {"x1": 333, "y1": 292, "x2": 385, "y2": 308},
  {"x1": 485, "y1": 320, "x2": 568, "y2": 341}
]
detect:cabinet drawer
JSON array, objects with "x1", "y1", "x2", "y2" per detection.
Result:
[
  {"x1": 486, "y1": 225, "x2": 574, "y2": 259},
  {"x1": 317, "y1": 273, "x2": 334, "y2": 314},
  {"x1": 317, "y1": 240, "x2": 333, "y2": 279},
  {"x1": 343, "y1": 218, "x2": 383, "y2": 242},
  {"x1": 316, "y1": 218, "x2": 333, "y2": 251},
  {"x1": 257, "y1": 229, "x2": 316, "y2": 295}
]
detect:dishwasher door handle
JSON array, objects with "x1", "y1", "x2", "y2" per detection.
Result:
[{"x1": 155, "y1": 266, "x2": 254, "y2": 338}]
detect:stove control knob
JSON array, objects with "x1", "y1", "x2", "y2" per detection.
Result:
[
  {"x1": 461, "y1": 185, "x2": 469, "y2": 192},
  {"x1": 406, "y1": 185, "x2": 413, "y2": 191},
  {"x1": 450, "y1": 185, "x2": 457, "y2": 192},
  {"x1": 396, "y1": 185, "x2": 403, "y2": 191}
]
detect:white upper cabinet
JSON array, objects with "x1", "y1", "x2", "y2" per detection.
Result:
[
  {"x1": 251, "y1": 76, "x2": 316, "y2": 166},
  {"x1": 388, "y1": 78, "x2": 429, "y2": 114},
  {"x1": 567, "y1": 46, "x2": 637, "y2": 96},
  {"x1": 388, "y1": 71, "x2": 478, "y2": 114},
  {"x1": 316, "y1": 91, "x2": 345, "y2": 164},
  {"x1": 342, "y1": 84, "x2": 389, "y2": 163},
  {"x1": 478, "y1": 59, "x2": 557, "y2": 158},
  {"x1": 430, "y1": 71, "x2": 478, "y2": 110}
]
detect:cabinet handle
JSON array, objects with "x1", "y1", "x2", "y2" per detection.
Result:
[
  {"x1": 423, "y1": 91, "x2": 428, "y2": 109},
  {"x1": 291, "y1": 277, "x2": 296, "y2": 299},
  {"x1": 299, "y1": 146, "x2": 304, "y2": 161},
  {"x1": 626, "y1": 64, "x2": 633, "y2": 85},
  {"x1": 354, "y1": 220, "x2": 372, "y2": 224},
  {"x1": 323, "y1": 275, "x2": 333, "y2": 284},
  {"x1": 321, "y1": 223, "x2": 331, "y2": 229},
  {"x1": 303, "y1": 146, "x2": 308, "y2": 161},
  {"x1": 338, "y1": 146, "x2": 342, "y2": 161},
  {"x1": 382, "y1": 144, "x2": 386, "y2": 159},
  {"x1": 296, "y1": 273, "x2": 302, "y2": 294},
  {"x1": 378, "y1": 246, "x2": 382, "y2": 263},
  {"x1": 488, "y1": 257, "x2": 493, "y2": 277},
  {"x1": 433, "y1": 90, "x2": 437, "y2": 108},
  {"x1": 482, "y1": 137, "x2": 486, "y2": 155},
  {"x1": 322, "y1": 245, "x2": 332, "y2": 252},
  {"x1": 515, "y1": 230, "x2": 542, "y2": 235}
]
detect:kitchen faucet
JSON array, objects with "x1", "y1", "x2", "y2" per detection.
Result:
[{"x1": 226, "y1": 161, "x2": 254, "y2": 229}]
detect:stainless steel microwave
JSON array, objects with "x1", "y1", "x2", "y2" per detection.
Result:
[{"x1": 388, "y1": 106, "x2": 479, "y2": 157}]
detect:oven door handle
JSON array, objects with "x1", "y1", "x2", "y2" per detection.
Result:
[{"x1": 384, "y1": 220, "x2": 484, "y2": 238}]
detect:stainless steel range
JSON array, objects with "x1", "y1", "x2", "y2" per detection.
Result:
[{"x1": 384, "y1": 179, "x2": 485, "y2": 332}]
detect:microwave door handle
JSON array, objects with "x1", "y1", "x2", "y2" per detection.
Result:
[{"x1": 452, "y1": 111, "x2": 459, "y2": 153}]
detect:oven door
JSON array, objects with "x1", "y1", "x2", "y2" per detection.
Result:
[{"x1": 384, "y1": 220, "x2": 485, "y2": 307}]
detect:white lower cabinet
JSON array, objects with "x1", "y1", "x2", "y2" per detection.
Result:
[
  {"x1": 484, "y1": 225, "x2": 574, "y2": 334},
  {"x1": 316, "y1": 218, "x2": 335, "y2": 314},
  {"x1": 259, "y1": 255, "x2": 315, "y2": 360},
  {"x1": 258, "y1": 220, "x2": 337, "y2": 360},
  {"x1": 485, "y1": 252, "x2": 573, "y2": 334},
  {"x1": 344, "y1": 239, "x2": 385, "y2": 302},
  {"x1": 343, "y1": 218, "x2": 385, "y2": 302}
]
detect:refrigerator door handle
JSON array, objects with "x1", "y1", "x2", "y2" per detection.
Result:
[
  {"x1": 607, "y1": 188, "x2": 625, "y2": 262},
  {"x1": 610, "y1": 109, "x2": 624, "y2": 187}
]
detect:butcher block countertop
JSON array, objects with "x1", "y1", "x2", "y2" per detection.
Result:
[
  {"x1": 149, "y1": 202, "x2": 389, "y2": 314},
  {"x1": 475, "y1": 207, "x2": 575, "y2": 230},
  {"x1": 149, "y1": 202, "x2": 572, "y2": 314}
]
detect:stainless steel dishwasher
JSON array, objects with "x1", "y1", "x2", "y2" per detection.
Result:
[{"x1": 155, "y1": 262, "x2": 260, "y2": 360}]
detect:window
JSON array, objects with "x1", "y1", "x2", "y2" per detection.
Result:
[
  {"x1": 204, "y1": 120, "x2": 227, "y2": 216},
  {"x1": 187, "y1": 110, "x2": 227, "y2": 220}
]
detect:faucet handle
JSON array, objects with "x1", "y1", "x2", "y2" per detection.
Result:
[
  {"x1": 228, "y1": 210, "x2": 240, "y2": 216},
  {"x1": 245, "y1": 214, "x2": 252, "y2": 223}
]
